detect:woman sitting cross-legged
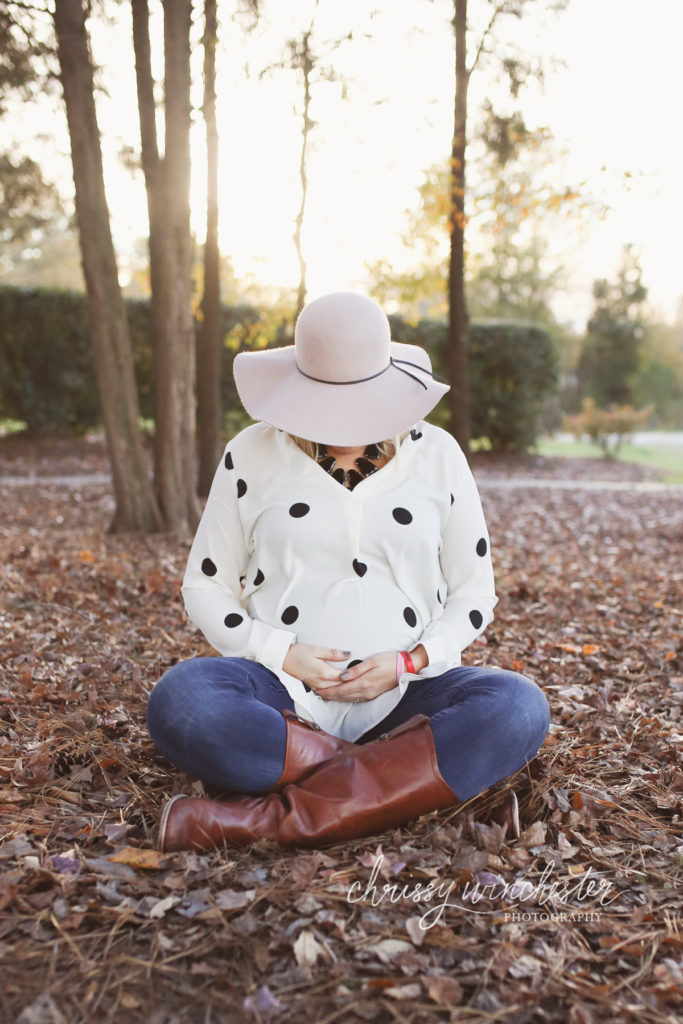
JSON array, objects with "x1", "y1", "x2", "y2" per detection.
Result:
[{"x1": 146, "y1": 291, "x2": 551, "y2": 852}]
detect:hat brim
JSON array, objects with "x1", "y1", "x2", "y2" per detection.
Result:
[{"x1": 233, "y1": 341, "x2": 450, "y2": 446}]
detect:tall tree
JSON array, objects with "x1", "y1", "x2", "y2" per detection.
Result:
[
  {"x1": 448, "y1": 0, "x2": 469, "y2": 450},
  {"x1": 578, "y1": 246, "x2": 648, "y2": 407},
  {"x1": 52, "y1": 0, "x2": 161, "y2": 533},
  {"x1": 369, "y1": 124, "x2": 582, "y2": 325},
  {"x1": 132, "y1": 0, "x2": 200, "y2": 536},
  {"x1": 446, "y1": 0, "x2": 568, "y2": 454},
  {"x1": 197, "y1": 0, "x2": 221, "y2": 497}
]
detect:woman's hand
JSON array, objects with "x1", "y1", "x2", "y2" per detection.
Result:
[
  {"x1": 316, "y1": 651, "x2": 399, "y2": 703},
  {"x1": 282, "y1": 643, "x2": 350, "y2": 689}
]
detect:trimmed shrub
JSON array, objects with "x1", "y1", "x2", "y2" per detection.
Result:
[
  {"x1": 468, "y1": 321, "x2": 559, "y2": 451},
  {"x1": 0, "y1": 287, "x2": 99, "y2": 434},
  {"x1": 0, "y1": 286, "x2": 258, "y2": 435},
  {"x1": 389, "y1": 315, "x2": 558, "y2": 450}
]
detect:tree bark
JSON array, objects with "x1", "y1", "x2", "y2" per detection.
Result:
[
  {"x1": 131, "y1": 0, "x2": 167, "y2": 460},
  {"x1": 293, "y1": 29, "x2": 313, "y2": 318},
  {"x1": 447, "y1": 0, "x2": 470, "y2": 454},
  {"x1": 197, "y1": 0, "x2": 222, "y2": 497},
  {"x1": 53, "y1": 0, "x2": 161, "y2": 533},
  {"x1": 132, "y1": 0, "x2": 200, "y2": 535}
]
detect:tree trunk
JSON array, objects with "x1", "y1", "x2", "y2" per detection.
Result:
[
  {"x1": 197, "y1": 0, "x2": 222, "y2": 497},
  {"x1": 53, "y1": 0, "x2": 161, "y2": 533},
  {"x1": 131, "y1": 0, "x2": 167, "y2": 486},
  {"x1": 447, "y1": 0, "x2": 470, "y2": 454},
  {"x1": 293, "y1": 31, "x2": 313, "y2": 319},
  {"x1": 133, "y1": 0, "x2": 200, "y2": 535}
]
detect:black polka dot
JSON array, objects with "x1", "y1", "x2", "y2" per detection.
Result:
[
  {"x1": 410, "y1": 428, "x2": 422, "y2": 440},
  {"x1": 224, "y1": 613, "x2": 243, "y2": 628},
  {"x1": 253, "y1": 569, "x2": 265, "y2": 586},
  {"x1": 450, "y1": 493, "x2": 454, "y2": 505},
  {"x1": 437, "y1": 589, "x2": 442, "y2": 605},
  {"x1": 469, "y1": 610, "x2": 483, "y2": 629},
  {"x1": 347, "y1": 659, "x2": 362, "y2": 669},
  {"x1": 403, "y1": 607, "x2": 417, "y2": 628},
  {"x1": 201, "y1": 558, "x2": 217, "y2": 577},
  {"x1": 302, "y1": 682, "x2": 312, "y2": 693},
  {"x1": 476, "y1": 538, "x2": 488, "y2": 557},
  {"x1": 392, "y1": 507, "x2": 413, "y2": 525},
  {"x1": 224, "y1": 451, "x2": 233, "y2": 470},
  {"x1": 236, "y1": 479, "x2": 247, "y2": 498},
  {"x1": 289, "y1": 502, "x2": 310, "y2": 518},
  {"x1": 353, "y1": 559, "x2": 367, "y2": 578},
  {"x1": 281, "y1": 606, "x2": 299, "y2": 625}
]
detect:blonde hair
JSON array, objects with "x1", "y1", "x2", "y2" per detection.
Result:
[{"x1": 288, "y1": 434, "x2": 398, "y2": 460}]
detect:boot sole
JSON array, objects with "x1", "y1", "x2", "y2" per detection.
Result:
[{"x1": 158, "y1": 794, "x2": 189, "y2": 852}]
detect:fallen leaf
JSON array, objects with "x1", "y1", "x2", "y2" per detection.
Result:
[
  {"x1": 215, "y1": 888, "x2": 255, "y2": 911},
  {"x1": 423, "y1": 974, "x2": 463, "y2": 1004},
  {"x1": 108, "y1": 847, "x2": 169, "y2": 870},
  {"x1": 293, "y1": 929, "x2": 327, "y2": 966}
]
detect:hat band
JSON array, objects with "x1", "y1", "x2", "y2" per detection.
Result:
[{"x1": 296, "y1": 356, "x2": 444, "y2": 391}]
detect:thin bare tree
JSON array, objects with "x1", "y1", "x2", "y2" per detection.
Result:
[
  {"x1": 197, "y1": 0, "x2": 221, "y2": 497},
  {"x1": 132, "y1": 0, "x2": 200, "y2": 536},
  {"x1": 261, "y1": 0, "x2": 354, "y2": 317},
  {"x1": 52, "y1": 0, "x2": 161, "y2": 532}
]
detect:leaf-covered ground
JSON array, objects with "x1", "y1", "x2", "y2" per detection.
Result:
[{"x1": 1, "y1": 438, "x2": 681, "y2": 1024}]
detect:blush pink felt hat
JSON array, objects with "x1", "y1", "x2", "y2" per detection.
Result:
[{"x1": 232, "y1": 292, "x2": 450, "y2": 446}]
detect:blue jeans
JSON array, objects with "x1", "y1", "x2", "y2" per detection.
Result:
[{"x1": 146, "y1": 657, "x2": 550, "y2": 802}]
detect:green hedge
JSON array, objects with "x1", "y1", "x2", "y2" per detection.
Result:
[
  {"x1": 468, "y1": 321, "x2": 559, "y2": 450},
  {"x1": 0, "y1": 288, "x2": 558, "y2": 450},
  {"x1": 0, "y1": 286, "x2": 258, "y2": 435},
  {"x1": 389, "y1": 315, "x2": 559, "y2": 450}
]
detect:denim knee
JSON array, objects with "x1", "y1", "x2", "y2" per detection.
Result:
[
  {"x1": 146, "y1": 659, "x2": 205, "y2": 744},
  {"x1": 494, "y1": 670, "x2": 550, "y2": 761}
]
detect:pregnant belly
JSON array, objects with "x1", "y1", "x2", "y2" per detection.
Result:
[{"x1": 248, "y1": 576, "x2": 425, "y2": 661}]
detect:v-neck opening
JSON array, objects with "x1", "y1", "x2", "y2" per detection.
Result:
[{"x1": 279, "y1": 426, "x2": 417, "y2": 496}]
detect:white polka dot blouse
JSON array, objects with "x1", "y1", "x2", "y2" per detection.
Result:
[{"x1": 180, "y1": 420, "x2": 498, "y2": 742}]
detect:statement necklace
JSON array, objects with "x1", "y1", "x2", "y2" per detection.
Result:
[{"x1": 316, "y1": 442, "x2": 383, "y2": 490}]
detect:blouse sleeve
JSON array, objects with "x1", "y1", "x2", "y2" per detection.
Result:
[
  {"x1": 416, "y1": 440, "x2": 498, "y2": 670},
  {"x1": 181, "y1": 445, "x2": 297, "y2": 673}
]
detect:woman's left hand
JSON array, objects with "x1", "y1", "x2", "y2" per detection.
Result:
[{"x1": 315, "y1": 651, "x2": 398, "y2": 703}]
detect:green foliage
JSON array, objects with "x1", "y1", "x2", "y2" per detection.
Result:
[
  {"x1": 578, "y1": 246, "x2": 647, "y2": 407},
  {"x1": 389, "y1": 315, "x2": 559, "y2": 450},
  {"x1": 0, "y1": 5, "x2": 53, "y2": 112},
  {"x1": 368, "y1": 123, "x2": 586, "y2": 327},
  {"x1": 0, "y1": 153, "x2": 63, "y2": 246},
  {"x1": 467, "y1": 321, "x2": 559, "y2": 450},
  {"x1": 564, "y1": 397, "x2": 654, "y2": 456},
  {"x1": 631, "y1": 321, "x2": 683, "y2": 428},
  {"x1": 0, "y1": 286, "x2": 258, "y2": 436},
  {"x1": 0, "y1": 287, "x2": 100, "y2": 434}
]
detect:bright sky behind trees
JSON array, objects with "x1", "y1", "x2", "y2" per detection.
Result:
[{"x1": 8, "y1": 0, "x2": 682, "y2": 328}]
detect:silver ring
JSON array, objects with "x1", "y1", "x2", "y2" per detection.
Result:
[{"x1": 353, "y1": 698, "x2": 361, "y2": 704}]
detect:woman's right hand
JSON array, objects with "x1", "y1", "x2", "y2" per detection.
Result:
[{"x1": 282, "y1": 643, "x2": 350, "y2": 690}]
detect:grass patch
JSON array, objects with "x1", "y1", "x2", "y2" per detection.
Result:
[
  {"x1": 0, "y1": 419, "x2": 28, "y2": 437},
  {"x1": 536, "y1": 436, "x2": 683, "y2": 483}
]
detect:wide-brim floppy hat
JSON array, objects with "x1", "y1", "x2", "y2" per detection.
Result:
[{"x1": 233, "y1": 292, "x2": 450, "y2": 446}]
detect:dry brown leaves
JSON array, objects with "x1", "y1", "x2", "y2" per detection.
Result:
[{"x1": 0, "y1": 439, "x2": 681, "y2": 1024}]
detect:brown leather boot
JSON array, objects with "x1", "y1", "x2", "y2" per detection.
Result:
[
  {"x1": 159, "y1": 714, "x2": 459, "y2": 853},
  {"x1": 488, "y1": 789, "x2": 520, "y2": 840},
  {"x1": 268, "y1": 709, "x2": 356, "y2": 792}
]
